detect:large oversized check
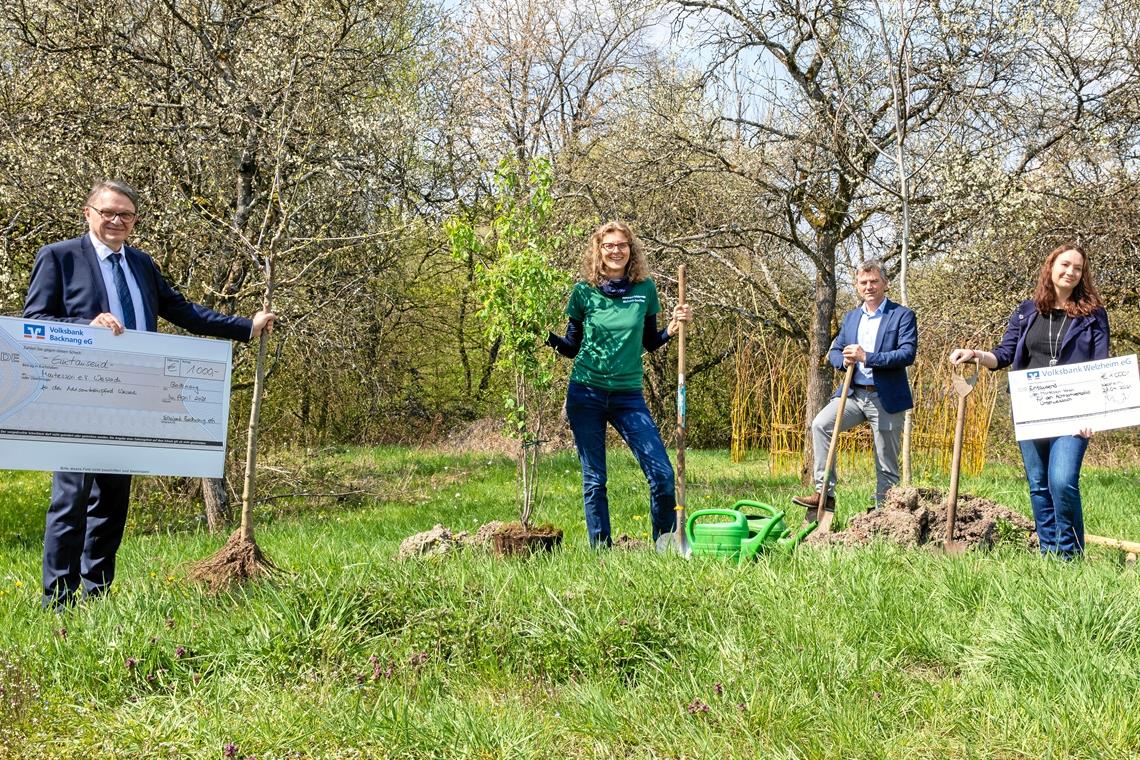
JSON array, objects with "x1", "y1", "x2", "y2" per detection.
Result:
[
  {"x1": 0, "y1": 316, "x2": 235, "y2": 477},
  {"x1": 1009, "y1": 355, "x2": 1140, "y2": 441}
]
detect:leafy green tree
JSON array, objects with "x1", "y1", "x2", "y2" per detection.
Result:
[{"x1": 446, "y1": 158, "x2": 572, "y2": 528}]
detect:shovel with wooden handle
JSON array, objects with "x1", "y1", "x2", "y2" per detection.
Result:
[
  {"x1": 656, "y1": 264, "x2": 690, "y2": 557},
  {"x1": 813, "y1": 364, "x2": 856, "y2": 533},
  {"x1": 942, "y1": 358, "x2": 979, "y2": 554}
]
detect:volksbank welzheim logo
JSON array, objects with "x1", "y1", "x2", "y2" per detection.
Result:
[
  {"x1": 1027, "y1": 371, "x2": 1040, "y2": 380},
  {"x1": 23, "y1": 323, "x2": 45, "y2": 340}
]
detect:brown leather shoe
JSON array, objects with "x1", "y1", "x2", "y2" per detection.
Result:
[{"x1": 791, "y1": 492, "x2": 835, "y2": 512}]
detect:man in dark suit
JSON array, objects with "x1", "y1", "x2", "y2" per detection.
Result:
[
  {"x1": 23, "y1": 179, "x2": 275, "y2": 609},
  {"x1": 793, "y1": 260, "x2": 918, "y2": 513}
]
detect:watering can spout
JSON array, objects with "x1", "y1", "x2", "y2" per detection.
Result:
[
  {"x1": 778, "y1": 519, "x2": 819, "y2": 551},
  {"x1": 740, "y1": 507, "x2": 785, "y2": 561}
]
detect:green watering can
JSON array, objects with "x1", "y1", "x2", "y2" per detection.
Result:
[{"x1": 685, "y1": 500, "x2": 817, "y2": 563}]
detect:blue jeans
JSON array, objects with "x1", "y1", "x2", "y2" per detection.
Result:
[
  {"x1": 565, "y1": 382, "x2": 676, "y2": 547},
  {"x1": 1018, "y1": 435, "x2": 1089, "y2": 557}
]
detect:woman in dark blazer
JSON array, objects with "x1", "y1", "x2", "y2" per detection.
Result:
[{"x1": 950, "y1": 243, "x2": 1110, "y2": 557}]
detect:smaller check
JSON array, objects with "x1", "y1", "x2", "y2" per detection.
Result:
[
  {"x1": 1009, "y1": 354, "x2": 1140, "y2": 441},
  {"x1": 0, "y1": 316, "x2": 235, "y2": 477}
]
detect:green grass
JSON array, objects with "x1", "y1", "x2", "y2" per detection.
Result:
[{"x1": 2, "y1": 447, "x2": 1139, "y2": 758}]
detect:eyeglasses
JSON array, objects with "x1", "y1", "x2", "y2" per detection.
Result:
[
  {"x1": 601, "y1": 242, "x2": 630, "y2": 252},
  {"x1": 87, "y1": 206, "x2": 138, "y2": 223}
]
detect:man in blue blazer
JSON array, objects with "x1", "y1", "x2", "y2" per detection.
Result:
[
  {"x1": 24, "y1": 179, "x2": 276, "y2": 609},
  {"x1": 793, "y1": 260, "x2": 918, "y2": 513}
]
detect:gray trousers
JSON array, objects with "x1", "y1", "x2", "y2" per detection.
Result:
[{"x1": 810, "y1": 388, "x2": 905, "y2": 505}]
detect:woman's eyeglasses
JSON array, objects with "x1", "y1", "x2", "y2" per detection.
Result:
[{"x1": 601, "y1": 242, "x2": 630, "y2": 252}]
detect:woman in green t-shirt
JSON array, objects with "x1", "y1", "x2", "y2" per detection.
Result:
[{"x1": 547, "y1": 220, "x2": 692, "y2": 547}]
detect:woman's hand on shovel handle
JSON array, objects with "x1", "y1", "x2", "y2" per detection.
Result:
[
  {"x1": 667, "y1": 303, "x2": 692, "y2": 337},
  {"x1": 950, "y1": 348, "x2": 995, "y2": 369},
  {"x1": 948, "y1": 348, "x2": 974, "y2": 365}
]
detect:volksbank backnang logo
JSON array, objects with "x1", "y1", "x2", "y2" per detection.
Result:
[
  {"x1": 23, "y1": 323, "x2": 45, "y2": 340},
  {"x1": 1027, "y1": 371, "x2": 1040, "y2": 379}
]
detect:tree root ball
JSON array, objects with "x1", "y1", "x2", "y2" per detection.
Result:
[
  {"x1": 187, "y1": 530, "x2": 278, "y2": 592},
  {"x1": 490, "y1": 523, "x2": 563, "y2": 556},
  {"x1": 806, "y1": 486, "x2": 1037, "y2": 551}
]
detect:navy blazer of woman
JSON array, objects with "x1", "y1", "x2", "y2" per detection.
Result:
[{"x1": 991, "y1": 299, "x2": 1110, "y2": 371}]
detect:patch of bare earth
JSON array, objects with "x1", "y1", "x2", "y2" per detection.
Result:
[
  {"x1": 435, "y1": 417, "x2": 573, "y2": 457},
  {"x1": 436, "y1": 418, "x2": 519, "y2": 458},
  {"x1": 612, "y1": 534, "x2": 649, "y2": 550},
  {"x1": 806, "y1": 486, "x2": 1036, "y2": 550}
]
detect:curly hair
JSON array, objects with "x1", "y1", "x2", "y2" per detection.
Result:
[
  {"x1": 1032, "y1": 243, "x2": 1103, "y2": 317},
  {"x1": 580, "y1": 220, "x2": 651, "y2": 286}
]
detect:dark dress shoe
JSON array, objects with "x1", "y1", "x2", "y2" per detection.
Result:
[{"x1": 791, "y1": 492, "x2": 835, "y2": 512}]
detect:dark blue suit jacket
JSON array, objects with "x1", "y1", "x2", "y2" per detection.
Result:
[
  {"x1": 23, "y1": 235, "x2": 252, "y2": 341},
  {"x1": 827, "y1": 298, "x2": 918, "y2": 414},
  {"x1": 991, "y1": 299, "x2": 1110, "y2": 370}
]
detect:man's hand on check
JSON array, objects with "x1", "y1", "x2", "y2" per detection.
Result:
[{"x1": 90, "y1": 313, "x2": 125, "y2": 335}]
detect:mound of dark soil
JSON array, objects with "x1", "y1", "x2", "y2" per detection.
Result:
[{"x1": 807, "y1": 486, "x2": 1037, "y2": 550}]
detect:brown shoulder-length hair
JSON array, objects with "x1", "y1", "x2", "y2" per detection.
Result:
[
  {"x1": 580, "y1": 220, "x2": 651, "y2": 286},
  {"x1": 1032, "y1": 242, "x2": 1103, "y2": 317}
]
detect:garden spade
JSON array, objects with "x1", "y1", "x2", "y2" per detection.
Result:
[
  {"x1": 656, "y1": 264, "x2": 690, "y2": 557},
  {"x1": 810, "y1": 363, "x2": 855, "y2": 534},
  {"x1": 942, "y1": 358, "x2": 979, "y2": 555}
]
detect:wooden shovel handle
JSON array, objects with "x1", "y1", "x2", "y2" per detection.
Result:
[
  {"x1": 1086, "y1": 534, "x2": 1140, "y2": 554},
  {"x1": 817, "y1": 363, "x2": 855, "y2": 523},
  {"x1": 675, "y1": 264, "x2": 686, "y2": 511},
  {"x1": 944, "y1": 394, "x2": 968, "y2": 540}
]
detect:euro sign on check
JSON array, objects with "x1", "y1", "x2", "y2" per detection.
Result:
[
  {"x1": 1008, "y1": 354, "x2": 1140, "y2": 441},
  {"x1": 0, "y1": 316, "x2": 235, "y2": 477}
]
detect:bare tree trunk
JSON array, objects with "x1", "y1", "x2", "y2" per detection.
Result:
[
  {"x1": 804, "y1": 242, "x2": 838, "y2": 483},
  {"x1": 239, "y1": 266, "x2": 273, "y2": 542},
  {"x1": 187, "y1": 263, "x2": 277, "y2": 590},
  {"x1": 202, "y1": 476, "x2": 231, "y2": 534},
  {"x1": 873, "y1": 0, "x2": 915, "y2": 486}
]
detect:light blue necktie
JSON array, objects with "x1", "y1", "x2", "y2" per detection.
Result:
[{"x1": 109, "y1": 253, "x2": 137, "y2": 330}]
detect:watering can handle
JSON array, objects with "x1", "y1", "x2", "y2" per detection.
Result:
[
  {"x1": 685, "y1": 508, "x2": 748, "y2": 544},
  {"x1": 730, "y1": 499, "x2": 779, "y2": 518}
]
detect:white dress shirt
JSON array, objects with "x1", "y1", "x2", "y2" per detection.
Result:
[{"x1": 855, "y1": 300, "x2": 885, "y2": 385}]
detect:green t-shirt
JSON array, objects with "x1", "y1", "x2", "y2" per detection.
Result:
[{"x1": 567, "y1": 279, "x2": 661, "y2": 391}]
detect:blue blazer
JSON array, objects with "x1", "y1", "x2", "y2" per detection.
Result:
[
  {"x1": 23, "y1": 235, "x2": 252, "y2": 341},
  {"x1": 827, "y1": 298, "x2": 918, "y2": 414},
  {"x1": 991, "y1": 299, "x2": 1110, "y2": 371}
]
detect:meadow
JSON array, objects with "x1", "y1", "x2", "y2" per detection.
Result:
[{"x1": 2, "y1": 446, "x2": 1139, "y2": 759}]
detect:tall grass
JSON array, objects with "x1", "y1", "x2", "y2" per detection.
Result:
[{"x1": 2, "y1": 448, "x2": 1138, "y2": 758}]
